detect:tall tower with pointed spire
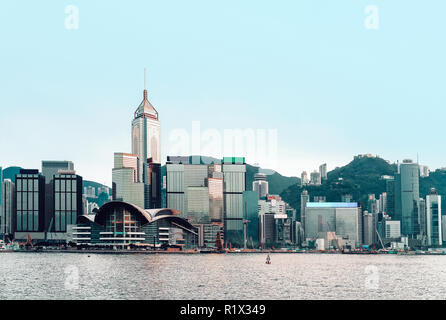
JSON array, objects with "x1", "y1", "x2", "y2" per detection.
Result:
[
  {"x1": 131, "y1": 69, "x2": 161, "y2": 208},
  {"x1": 132, "y1": 70, "x2": 161, "y2": 179}
]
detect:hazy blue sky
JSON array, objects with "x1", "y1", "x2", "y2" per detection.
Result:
[{"x1": 1, "y1": 1, "x2": 445, "y2": 186}]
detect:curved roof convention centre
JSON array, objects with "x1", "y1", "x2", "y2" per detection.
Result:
[{"x1": 82, "y1": 201, "x2": 196, "y2": 234}]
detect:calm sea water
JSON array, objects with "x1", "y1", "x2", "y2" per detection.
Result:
[{"x1": 0, "y1": 252, "x2": 445, "y2": 300}]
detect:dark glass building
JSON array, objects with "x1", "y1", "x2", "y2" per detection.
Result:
[
  {"x1": 52, "y1": 172, "x2": 83, "y2": 232},
  {"x1": 15, "y1": 169, "x2": 45, "y2": 232},
  {"x1": 394, "y1": 160, "x2": 420, "y2": 237}
]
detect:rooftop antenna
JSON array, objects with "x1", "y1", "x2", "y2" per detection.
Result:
[{"x1": 143, "y1": 67, "x2": 147, "y2": 99}]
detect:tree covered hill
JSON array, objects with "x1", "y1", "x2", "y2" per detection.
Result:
[
  {"x1": 280, "y1": 156, "x2": 398, "y2": 217},
  {"x1": 280, "y1": 156, "x2": 446, "y2": 217}
]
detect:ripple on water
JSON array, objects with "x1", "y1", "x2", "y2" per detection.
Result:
[{"x1": 1, "y1": 253, "x2": 446, "y2": 299}]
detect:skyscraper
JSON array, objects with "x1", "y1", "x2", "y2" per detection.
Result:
[
  {"x1": 112, "y1": 153, "x2": 145, "y2": 208},
  {"x1": 394, "y1": 159, "x2": 420, "y2": 237},
  {"x1": 386, "y1": 178, "x2": 395, "y2": 218},
  {"x1": 301, "y1": 171, "x2": 309, "y2": 186},
  {"x1": 253, "y1": 173, "x2": 268, "y2": 199},
  {"x1": 52, "y1": 171, "x2": 83, "y2": 232},
  {"x1": 426, "y1": 188, "x2": 442, "y2": 247},
  {"x1": 15, "y1": 169, "x2": 45, "y2": 234},
  {"x1": 300, "y1": 190, "x2": 310, "y2": 232},
  {"x1": 1, "y1": 179, "x2": 15, "y2": 237},
  {"x1": 42, "y1": 161, "x2": 75, "y2": 231},
  {"x1": 131, "y1": 74, "x2": 161, "y2": 208},
  {"x1": 310, "y1": 171, "x2": 321, "y2": 185},
  {"x1": 113, "y1": 74, "x2": 162, "y2": 209},
  {"x1": 304, "y1": 202, "x2": 361, "y2": 249},
  {"x1": 222, "y1": 157, "x2": 246, "y2": 247},
  {"x1": 419, "y1": 198, "x2": 427, "y2": 245},
  {"x1": 319, "y1": 163, "x2": 327, "y2": 181},
  {"x1": 166, "y1": 156, "x2": 224, "y2": 223},
  {"x1": 42, "y1": 161, "x2": 74, "y2": 183}
]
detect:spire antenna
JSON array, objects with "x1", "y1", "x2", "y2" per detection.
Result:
[{"x1": 144, "y1": 67, "x2": 146, "y2": 90}]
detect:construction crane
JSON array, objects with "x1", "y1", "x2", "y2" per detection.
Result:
[{"x1": 375, "y1": 227, "x2": 385, "y2": 250}]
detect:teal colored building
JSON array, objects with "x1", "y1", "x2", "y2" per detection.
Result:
[
  {"x1": 395, "y1": 160, "x2": 420, "y2": 237},
  {"x1": 243, "y1": 190, "x2": 259, "y2": 249}
]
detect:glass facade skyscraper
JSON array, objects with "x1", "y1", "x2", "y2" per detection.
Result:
[
  {"x1": 15, "y1": 169, "x2": 45, "y2": 232},
  {"x1": 113, "y1": 81, "x2": 161, "y2": 210},
  {"x1": 394, "y1": 160, "x2": 420, "y2": 237},
  {"x1": 112, "y1": 153, "x2": 145, "y2": 208},
  {"x1": 131, "y1": 87, "x2": 161, "y2": 209},
  {"x1": 426, "y1": 189, "x2": 442, "y2": 247},
  {"x1": 253, "y1": 173, "x2": 268, "y2": 199},
  {"x1": 42, "y1": 161, "x2": 76, "y2": 231},
  {"x1": 1, "y1": 179, "x2": 15, "y2": 236},
  {"x1": 222, "y1": 157, "x2": 246, "y2": 247},
  {"x1": 53, "y1": 173, "x2": 83, "y2": 232},
  {"x1": 166, "y1": 158, "x2": 223, "y2": 224}
]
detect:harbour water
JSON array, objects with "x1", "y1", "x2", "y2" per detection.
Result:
[{"x1": 0, "y1": 252, "x2": 445, "y2": 300}]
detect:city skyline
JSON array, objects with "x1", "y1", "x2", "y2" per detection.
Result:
[{"x1": 2, "y1": 1, "x2": 446, "y2": 186}]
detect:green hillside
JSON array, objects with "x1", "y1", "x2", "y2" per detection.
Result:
[
  {"x1": 246, "y1": 164, "x2": 300, "y2": 195},
  {"x1": 280, "y1": 156, "x2": 446, "y2": 219},
  {"x1": 280, "y1": 156, "x2": 398, "y2": 218}
]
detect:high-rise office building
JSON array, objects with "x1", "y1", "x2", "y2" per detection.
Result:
[
  {"x1": 419, "y1": 198, "x2": 427, "y2": 245},
  {"x1": 385, "y1": 220, "x2": 401, "y2": 239},
  {"x1": 15, "y1": 169, "x2": 45, "y2": 233},
  {"x1": 301, "y1": 171, "x2": 309, "y2": 186},
  {"x1": 300, "y1": 190, "x2": 310, "y2": 231},
  {"x1": 379, "y1": 192, "x2": 387, "y2": 214},
  {"x1": 363, "y1": 210, "x2": 378, "y2": 246},
  {"x1": 258, "y1": 195, "x2": 288, "y2": 248},
  {"x1": 395, "y1": 159, "x2": 420, "y2": 237},
  {"x1": 426, "y1": 188, "x2": 442, "y2": 247},
  {"x1": 253, "y1": 173, "x2": 268, "y2": 199},
  {"x1": 42, "y1": 161, "x2": 74, "y2": 183},
  {"x1": 310, "y1": 171, "x2": 321, "y2": 185},
  {"x1": 112, "y1": 153, "x2": 145, "y2": 208},
  {"x1": 367, "y1": 194, "x2": 379, "y2": 214},
  {"x1": 1, "y1": 179, "x2": 15, "y2": 236},
  {"x1": 222, "y1": 157, "x2": 246, "y2": 247},
  {"x1": 243, "y1": 190, "x2": 259, "y2": 249},
  {"x1": 42, "y1": 161, "x2": 75, "y2": 231},
  {"x1": 304, "y1": 202, "x2": 361, "y2": 249},
  {"x1": 386, "y1": 178, "x2": 395, "y2": 218},
  {"x1": 319, "y1": 163, "x2": 327, "y2": 181},
  {"x1": 52, "y1": 171, "x2": 83, "y2": 232},
  {"x1": 419, "y1": 165, "x2": 430, "y2": 178},
  {"x1": 166, "y1": 156, "x2": 225, "y2": 247},
  {"x1": 166, "y1": 157, "x2": 224, "y2": 223},
  {"x1": 131, "y1": 79, "x2": 161, "y2": 209}
]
